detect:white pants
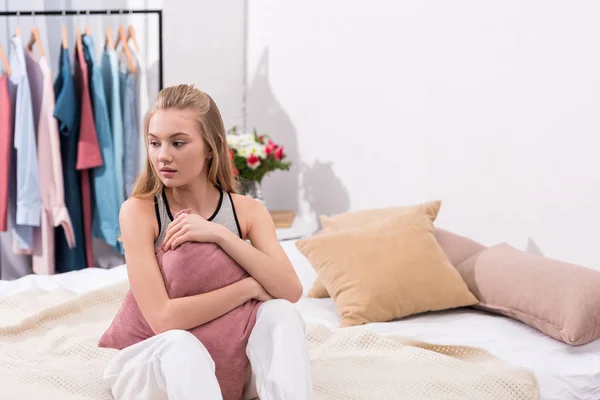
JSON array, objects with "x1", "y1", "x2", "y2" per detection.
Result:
[{"x1": 103, "y1": 299, "x2": 313, "y2": 400}]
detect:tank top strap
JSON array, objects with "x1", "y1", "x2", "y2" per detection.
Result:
[
  {"x1": 212, "y1": 191, "x2": 243, "y2": 239},
  {"x1": 154, "y1": 190, "x2": 172, "y2": 249}
]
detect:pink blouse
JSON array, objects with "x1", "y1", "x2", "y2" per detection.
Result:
[
  {"x1": 31, "y1": 56, "x2": 75, "y2": 274},
  {"x1": 0, "y1": 75, "x2": 11, "y2": 231}
]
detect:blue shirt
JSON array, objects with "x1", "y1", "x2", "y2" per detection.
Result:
[
  {"x1": 82, "y1": 35, "x2": 121, "y2": 250},
  {"x1": 8, "y1": 35, "x2": 41, "y2": 251},
  {"x1": 54, "y1": 47, "x2": 87, "y2": 272},
  {"x1": 120, "y1": 71, "x2": 139, "y2": 198},
  {"x1": 101, "y1": 49, "x2": 125, "y2": 207}
]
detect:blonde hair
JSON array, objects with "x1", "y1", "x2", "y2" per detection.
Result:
[{"x1": 131, "y1": 84, "x2": 239, "y2": 199}]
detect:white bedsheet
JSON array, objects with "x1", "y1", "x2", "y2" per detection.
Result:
[{"x1": 1, "y1": 240, "x2": 599, "y2": 400}]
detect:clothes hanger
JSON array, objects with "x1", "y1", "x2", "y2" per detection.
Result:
[
  {"x1": 84, "y1": 10, "x2": 91, "y2": 36},
  {"x1": 27, "y1": 28, "x2": 45, "y2": 58},
  {"x1": 113, "y1": 11, "x2": 136, "y2": 73},
  {"x1": 61, "y1": 26, "x2": 68, "y2": 49},
  {"x1": 126, "y1": 10, "x2": 139, "y2": 53},
  {"x1": 59, "y1": 10, "x2": 68, "y2": 49},
  {"x1": 15, "y1": 11, "x2": 21, "y2": 36},
  {"x1": 76, "y1": 26, "x2": 83, "y2": 56},
  {"x1": 104, "y1": 11, "x2": 115, "y2": 50},
  {"x1": 127, "y1": 25, "x2": 140, "y2": 53},
  {"x1": 105, "y1": 26, "x2": 115, "y2": 50},
  {"x1": 75, "y1": 11, "x2": 83, "y2": 56},
  {"x1": 0, "y1": 43, "x2": 11, "y2": 76},
  {"x1": 117, "y1": 25, "x2": 137, "y2": 73},
  {"x1": 26, "y1": 12, "x2": 46, "y2": 59}
]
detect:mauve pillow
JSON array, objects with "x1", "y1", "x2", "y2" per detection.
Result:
[
  {"x1": 98, "y1": 239, "x2": 262, "y2": 400},
  {"x1": 434, "y1": 228, "x2": 486, "y2": 266},
  {"x1": 307, "y1": 227, "x2": 486, "y2": 298},
  {"x1": 456, "y1": 243, "x2": 600, "y2": 346}
]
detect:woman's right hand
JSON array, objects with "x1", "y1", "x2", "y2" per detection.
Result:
[{"x1": 245, "y1": 277, "x2": 274, "y2": 302}]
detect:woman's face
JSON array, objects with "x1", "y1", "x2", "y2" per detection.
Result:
[{"x1": 147, "y1": 108, "x2": 211, "y2": 187}]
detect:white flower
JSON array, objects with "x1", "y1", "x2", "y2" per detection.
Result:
[
  {"x1": 229, "y1": 135, "x2": 268, "y2": 160},
  {"x1": 237, "y1": 146, "x2": 251, "y2": 158},
  {"x1": 250, "y1": 143, "x2": 267, "y2": 159},
  {"x1": 226, "y1": 133, "x2": 255, "y2": 149}
]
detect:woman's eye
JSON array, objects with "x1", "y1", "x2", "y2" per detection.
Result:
[
  {"x1": 173, "y1": 141, "x2": 185, "y2": 147},
  {"x1": 149, "y1": 141, "x2": 159, "y2": 147}
]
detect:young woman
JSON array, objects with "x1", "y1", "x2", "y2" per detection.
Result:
[{"x1": 103, "y1": 84, "x2": 313, "y2": 400}]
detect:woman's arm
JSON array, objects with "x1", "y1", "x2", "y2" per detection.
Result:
[
  {"x1": 215, "y1": 198, "x2": 303, "y2": 303},
  {"x1": 120, "y1": 198, "x2": 260, "y2": 334}
]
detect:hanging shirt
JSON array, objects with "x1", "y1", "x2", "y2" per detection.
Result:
[
  {"x1": 1, "y1": 46, "x2": 33, "y2": 280},
  {"x1": 74, "y1": 42, "x2": 104, "y2": 269},
  {"x1": 54, "y1": 47, "x2": 87, "y2": 273},
  {"x1": 8, "y1": 35, "x2": 41, "y2": 252},
  {"x1": 82, "y1": 35, "x2": 121, "y2": 250},
  {"x1": 0, "y1": 75, "x2": 11, "y2": 232},
  {"x1": 101, "y1": 49, "x2": 125, "y2": 208},
  {"x1": 28, "y1": 52, "x2": 76, "y2": 275},
  {"x1": 117, "y1": 49, "x2": 139, "y2": 198},
  {"x1": 24, "y1": 48, "x2": 43, "y2": 134},
  {"x1": 120, "y1": 71, "x2": 138, "y2": 198},
  {"x1": 128, "y1": 40, "x2": 150, "y2": 178}
]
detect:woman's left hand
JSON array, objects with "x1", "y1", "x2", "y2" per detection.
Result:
[{"x1": 162, "y1": 212, "x2": 224, "y2": 251}]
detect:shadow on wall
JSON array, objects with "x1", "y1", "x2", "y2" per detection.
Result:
[
  {"x1": 246, "y1": 47, "x2": 299, "y2": 212},
  {"x1": 301, "y1": 160, "x2": 350, "y2": 220},
  {"x1": 526, "y1": 238, "x2": 544, "y2": 256},
  {"x1": 246, "y1": 48, "x2": 350, "y2": 217}
]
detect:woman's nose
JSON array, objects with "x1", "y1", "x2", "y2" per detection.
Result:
[{"x1": 158, "y1": 146, "x2": 173, "y2": 163}]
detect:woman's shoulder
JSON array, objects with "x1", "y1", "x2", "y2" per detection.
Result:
[
  {"x1": 119, "y1": 196, "x2": 160, "y2": 237},
  {"x1": 229, "y1": 193, "x2": 272, "y2": 234},
  {"x1": 229, "y1": 192, "x2": 265, "y2": 215},
  {"x1": 120, "y1": 196, "x2": 156, "y2": 216}
]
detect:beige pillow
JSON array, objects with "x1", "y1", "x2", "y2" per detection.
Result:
[
  {"x1": 456, "y1": 243, "x2": 600, "y2": 346},
  {"x1": 295, "y1": 209, "x2": 478, "y2": 327},
  {"x1": 308, "y1": 226, "x2": 486, "y2": 298},
  {"x1": 308, "y1": 200, "x2": 442, "y2": 298},
  {"x1": 308, "y1": 200, "x2": 484, "y2": 298},
  {"x1": 319, "y1": 200, "x2": 441, "y2": 232}
]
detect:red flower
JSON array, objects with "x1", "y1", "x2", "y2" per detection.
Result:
[
  {"x1": 265, "y1": 142, "x2": 277, "y2": 155},
  {"x1": 274, "y1": 146, "x2": 284, "y2": 160},
  {"x1": 247, "y1": 153, "x2": 261, "y2": 170}
]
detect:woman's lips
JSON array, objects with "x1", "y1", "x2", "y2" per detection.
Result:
[{"x1": 160, "y1": 168, "x2": 176, "y2": 177}]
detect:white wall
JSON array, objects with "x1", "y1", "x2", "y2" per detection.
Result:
[
  {"x1": 162, "y1": 0, "x2": 245, "y2": 128},
  {"x1": 247, "y1": 1, "x2": 600, "y2": 270}
]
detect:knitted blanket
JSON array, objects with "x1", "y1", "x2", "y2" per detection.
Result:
[{"x1": 0, "y1": 281, "x2": 539, "y2": 400}]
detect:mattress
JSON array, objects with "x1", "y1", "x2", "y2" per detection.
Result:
[{"x1": 1, "y1": 240, "x2": 599, "y2": 400}]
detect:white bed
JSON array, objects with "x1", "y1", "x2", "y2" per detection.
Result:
[{"x1": 1, "y1": 240, "x2": 599, "y2": 400}]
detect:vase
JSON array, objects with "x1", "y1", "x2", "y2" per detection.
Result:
[{"x1": 239, "y1": 179, "x2": 265, "y2": 204}]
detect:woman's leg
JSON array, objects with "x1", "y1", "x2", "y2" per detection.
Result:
[
  {"x1": 245, "y1": 299, "x2": 313, "y2": 400},
  {"x1": 103, "y1": 330, "x2": 223, "y2": 400}
]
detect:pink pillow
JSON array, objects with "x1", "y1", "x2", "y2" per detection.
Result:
[
  {"x1": 99, "y1": 239, "x2": 262, "y2": 400},
  {"x1": 434, "y1": 228, "x2": 486, "y2": 265},
  {"x1": 456, "y1": 243, "x2": 600, "y2": 346}
]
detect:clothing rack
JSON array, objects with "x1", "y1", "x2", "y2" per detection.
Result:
[{"x1": 0, "y1": 8, "x2": 164, "y2": 90}]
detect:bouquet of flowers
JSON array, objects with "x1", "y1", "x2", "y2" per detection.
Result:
[{"x1": 226, "y1": 126, "x2": 292, "y2": 184}]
